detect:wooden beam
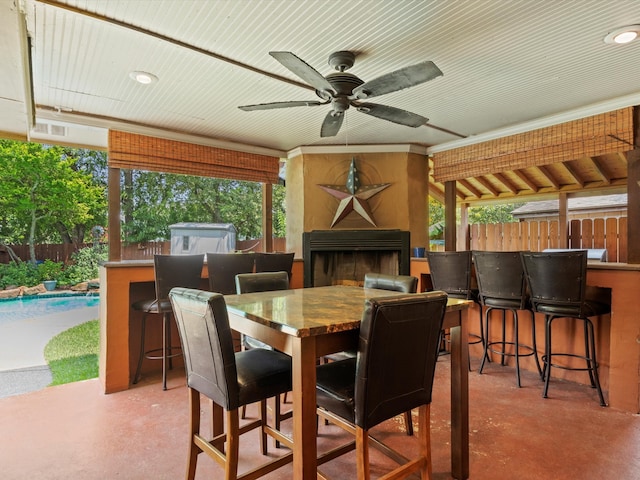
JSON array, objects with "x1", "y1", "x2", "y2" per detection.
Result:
[
  {"x1": 559, "y1": 162, "x2": 585, "y2": 188},
  {"x1": 429, "y1": 183, "x2": 445, "y2": 203},
  {"x1": 536, "y1": 166, "x2": 561, "y2": 190},
  {"x1": 589, "y1": 157, "x2": 611, "y2": 184},
  {"x1": 492, "y1": 172, "x2": 519, "y2": 195},
  {"x1": 108, "y1": 167, "x2": 121, "y2": 261},
  {"x1": 444, "y1": 181, "x2": 457, "y2": 251},
  {"x1": 474, "y1": 176, "x2": 500, "y2": 197},
  {"x1": 627, "y1": 105, "x2": 640, "y2": 264},
  {"x1": 512, "y1": 169, "x2": 540, "y2": 192},
  {"x1": 457, "y1": 179, "x2": 482, "y2": 198},
  {"x1": 262, "y1": 183, "x2": 273, "y2": 252},
  {"x1": 558, "y1": 193, "x2": 568, "y2": 248}
]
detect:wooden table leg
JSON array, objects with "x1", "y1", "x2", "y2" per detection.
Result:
[
  {"x1": 291, "y1": 336, "x2": 318, "y2": 480},
  {"x1": 449, "y1": 309, "x2": 470, "y2": 480}
]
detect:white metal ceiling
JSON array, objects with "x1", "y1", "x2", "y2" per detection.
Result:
[{"x1": 2, "y1": 0, "x2": 640, "y2": 154}]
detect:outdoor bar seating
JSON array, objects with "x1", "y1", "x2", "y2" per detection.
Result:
[
  {"x1": 425, "y1": 251, "x2": 485, "y2": 366},
  {"x1": 521, "y1": 250, "x2": 611, "y2": 406},
  {"x1": 131, "y1": 254, "x2": 204, "y2": 390},
  {"x1": 206, "y1": 252, "x2": 256, "y2": 295},
  {"x1": 473, "y1": 251, "x2": 542, "y2": 387}
]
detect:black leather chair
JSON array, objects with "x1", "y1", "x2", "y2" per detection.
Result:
[
  {"x1": 235, "y1": 270, "x2": 292, "y2": 446},
  {"x1": 425, "y1": 251, "x2": 485, "y2": 365},
  {"x1": 473, "y1": 251, "x2": 542, "y2": 387},
  {"x1": 364, "y1": 272, "x2": 418, "y2": 436},
  {"x1": 521, "y1": 250, "x2": 611, "y2": 406},
  {"x1": 315, "y1": 291, "x2": 448, "y2": 480},
  {"x1": 207, "y1": 252, "x2": 255, "y2": 295},
  {"x1": 168, "y1": 287, "x2": 293, "y2": 480},
  {"x1": 254, "y1": 252, "x2": 294, "y2": 283},
  {"x1": 131, "y1": 254, "x2": 204, "y2": 390}
]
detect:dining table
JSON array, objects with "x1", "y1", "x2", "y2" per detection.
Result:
[{"x1": 224, "y1": 284, "x2": 471, "y2": 480}]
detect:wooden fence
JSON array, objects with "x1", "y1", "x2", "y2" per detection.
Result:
[
  {"x1": 469, "y1": 217, "x2": 627, "y2": 263},
  {"x1": 1, "y1": 218, "x2": 627, "y2": 264}
]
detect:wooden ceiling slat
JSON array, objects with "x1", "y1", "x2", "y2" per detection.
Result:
[
  {"x1": 475, "y1": 176, "x2": 500, "y2": 197},
  {"x1": 512, "y1": 169, "x2": 539, "y2": 192},
  {"x1": 536, "y1": 166, "x2": 561, "y2": 189},
  {"x1": 589, "y1": 157, "x2": 611, "y2": 185},
  {"x1": 458, "y1": 179, "x2": 482, "y2": 198},
  {"x1": 492, "y1": 172, "x2": 518, "y2": 194},
  {"x1": 559, "y1": 162, "x2": 584, "y2": 188}
]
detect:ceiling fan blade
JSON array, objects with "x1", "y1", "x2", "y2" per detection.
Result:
[
  {"x1": 270, "y1": 51, "x2": 334, "y2": 94},
  {"x1": 352, "y1": 61, "x2": 443, "y2": 99},
  {"x1": 320, "y1": 111, "x2": 344, "y2": 137},
  {"x1": 239, "y1": 100, "x2": 327, "y2": 111},
  {"x1": 356, "y1": 102, "x2": 428, "y2": 127}
]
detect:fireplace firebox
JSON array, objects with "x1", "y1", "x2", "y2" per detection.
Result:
[{"x1": 303, "y1": 230, "x2": 410, "y2": 288}]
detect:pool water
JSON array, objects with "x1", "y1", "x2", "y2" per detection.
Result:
[{"x1": 0, "y1": 295, "x2": 99, "y2": 324}]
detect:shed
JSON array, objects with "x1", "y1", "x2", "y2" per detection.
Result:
[{"x1": 169, "y1": 223, "x2": 236, "y2": 257}]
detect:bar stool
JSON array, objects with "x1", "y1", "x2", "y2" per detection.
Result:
[
  {"x1": 131, "y1": 254, "x2": 204, "y2": 390},
  {"x1": 207, "y1": 252, "x2": 255, "y2": 295},
  {"x1": 473, "y1": 251, "x2": 542, "y2": 387},
  {"x1": 254, "y1": 252, "x2": 295, "y2": 282},
  {"x1": 521, "y1": 250, "x2": 610, "y2": 406},
  {"x1": 235, "y1": 271, "x2": 292, "y2": 447},
  {"x1": 425, "y1": 251, "x2": 485, "y2": 366}
]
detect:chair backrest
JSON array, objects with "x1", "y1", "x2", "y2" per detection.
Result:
[
  {"x1": 363, "y1": 273, "x2": 418, "y2": 293},
  {"x1": 520, "y1": 250, "x2": 587, "y2": 317},
  {"x1": 472, "y1": 251, "x2": 528, "y2": 309},
  {"x1": 154, "y1": 254, "x2": 204, "y2": 301},
  {"x1": 235, "y1": 271, "x2": 290, "y2": 294},
  {"x1": 354, "y1": 291, "x2": 448, "y2": 430},
  {"x1": 254, "y1": 252, "x2": 294, "y2": 283},
  {"x1": 169, "y1": 287, "x2": 239, "y2": 410},
  {"x1": 425, "y1": 251, "x2": 474, "y2": 299},
  {"x1": 207, "y1": 252, "x2": 255, "y2": 294}
]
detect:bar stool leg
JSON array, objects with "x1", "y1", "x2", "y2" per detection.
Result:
[
  {"x1": 529, "y1": 310, "x2": 543, "y2": 379},
  {"x1": 586, "y1": 319, "x2": 607, "y2": 406},
  {"x1": 162, "y1": 312, "x2": 168, "y2": 391},
  {"x1": 133, "y1": 314, "x2": 147, "y2": 384},
  {"x1": 542, "y1": 315, "x2": 553, "y2": 398},
  {"x1": 513, "y1": 310, "x2": 521, "y2": 388},
  {"x1": 479, "y1": 307, "x2": 492, "y2": 374}
]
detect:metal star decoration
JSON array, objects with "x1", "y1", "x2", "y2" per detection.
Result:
[{"x1": 318, "y1": 158, "x2": 391, "y2": 227}]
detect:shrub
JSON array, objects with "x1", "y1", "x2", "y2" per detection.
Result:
[
  {"x1": 0, "y1": 261, "x2": 40, "y2": 288},
  {"x1": 38, "y1": 259, "x2": 63, "y2": 281},
  {"x1": 58, "y1": 245, "x2": 107, "y2": 286}
]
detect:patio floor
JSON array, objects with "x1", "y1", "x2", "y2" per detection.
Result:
[{"x1": 1, "y1": 356, "x2": 639, "y2": 479}]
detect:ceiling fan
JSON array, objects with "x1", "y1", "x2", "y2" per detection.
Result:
[{"x1": 238, "y1": 51, "x2": 443, "y2": 137}]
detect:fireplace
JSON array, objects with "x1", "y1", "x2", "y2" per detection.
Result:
[{"x1": 303, "y1": 230, "x2": 410, "y2": 288}]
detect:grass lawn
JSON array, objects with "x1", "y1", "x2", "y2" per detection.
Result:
[{"x1": 44, "y1": 319, "x2": 99, "y2": 386}]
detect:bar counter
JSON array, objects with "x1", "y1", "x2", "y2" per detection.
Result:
[
  {"x1": 99, "y1": 258, "x2": 640, "y2": 412},
  {"x1": 411, "y1": 257, "x2": 640, "y2": 412}
]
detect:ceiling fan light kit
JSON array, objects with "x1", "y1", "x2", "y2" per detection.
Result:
[{"x1": 239, "y1": 50, "x2": 442, "y2": 137}]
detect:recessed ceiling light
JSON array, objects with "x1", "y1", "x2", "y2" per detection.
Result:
[
  {"x1": 129, "y1": 71, "x2": 158, "y2": 84},
  {"x1": 604, "y1": 25, "x2": 640, "y2": 44}
]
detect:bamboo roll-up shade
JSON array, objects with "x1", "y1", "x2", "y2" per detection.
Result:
[
  {"x1": 108, "y1": 130, "x2": 280, "y2": 184},
  {"x1": 433, "y1": 108, "x2": 633, "y2": 183}
]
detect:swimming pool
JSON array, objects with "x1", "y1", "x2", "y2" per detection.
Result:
[{"x1": 0, "y1": 294, "x2": 99, "y2": 324}]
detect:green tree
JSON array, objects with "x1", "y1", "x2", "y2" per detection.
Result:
[
  {"x1": 0, "y1": 140, "x2": 107, "y2": 262},
  {"x1": 121, "y1": 170, "x2": 284, "y2": 242}
]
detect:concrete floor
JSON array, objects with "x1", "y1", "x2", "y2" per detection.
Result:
[{"x1": 1, "y1": 356, "x2": 639, "y2": 479}]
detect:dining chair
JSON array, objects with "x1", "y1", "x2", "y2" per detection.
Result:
[
  {"x1": 235, "y1": 270, "x2": 292, "y2": 447},
  {"x1": 254, "y1": 252, "x2": 295, "y2": 283},
  {"x1": 473, "y1": 251, "x2": 542, "y2": 387},
  {"x1": 168, "y1": 287, "x2": 293, "y2": 480},
  {"x1": 425, "y1": 250, "x2": 485, "y2": 367},
  {"x1": 363, "y1": 272, "x2": 418, "y2": 436},
  {"x1": 521, "y1": 250, "x2": 611, "y2": 406},
  {"x1": 315, "y1": 291, "x2": 448, "y2": 480},
  {"x1": 207, "y1": 252, "x2": 256, "y2": 295},
  {"x1": 131, "y1": 254, "x2": 204, "y2": 390}
]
